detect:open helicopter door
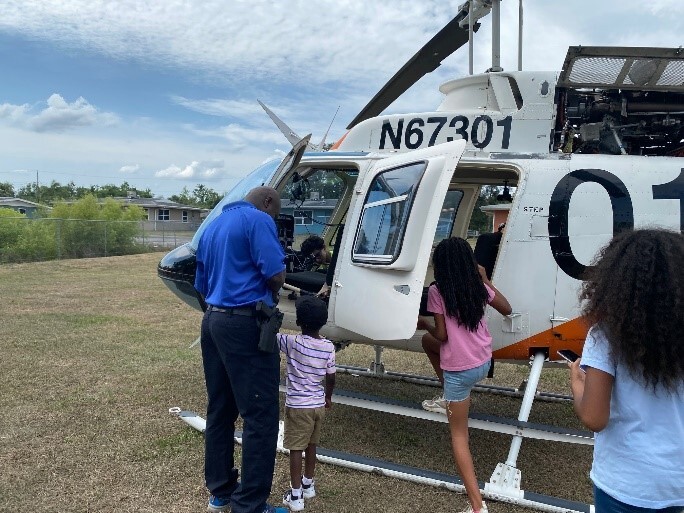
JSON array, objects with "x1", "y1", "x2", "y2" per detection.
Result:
[
  {"x1": 272, "y1": 134, "x2": 311, "y2": 183},
  {"x1": 331, "y1": 140, "x2": 467, "y2": 341}
]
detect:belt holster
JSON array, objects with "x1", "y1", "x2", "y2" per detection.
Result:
[{"x1": 255, "y1": 300, "x2": 283, "y2": 353}]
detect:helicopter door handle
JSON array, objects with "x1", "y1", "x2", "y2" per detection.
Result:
[{"x1": 549, "y1": 316, "x2": 570, "y2": 323}]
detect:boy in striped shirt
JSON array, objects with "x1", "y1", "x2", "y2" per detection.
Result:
[{"x1": 278, "y1": 296, "x2": 336, "y2": 511}]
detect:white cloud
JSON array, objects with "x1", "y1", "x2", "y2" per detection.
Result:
[
  {"x1": 119, "y1": 164, "x2": 140, "y2": 173},
  {"x1": 1, "y1": 0, "x2": 681, "y2": 196},
  {"x1": 170, "y1": 96, "x2": 272, "y2": 119},
  {"x1": 0, "y1": 94, "x2": 118, "y2": 132},
  {"x1": 2, "y1": 1, "x2": 680, "y2": 135},
  {"x1": 155, "y1": 160, "x2": 226, "y2": 180},
  {"x1": 0, "y1": 1, "x2": 460, "y2": 86}
]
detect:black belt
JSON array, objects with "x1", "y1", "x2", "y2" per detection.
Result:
[{"x1": 207, "y1": 305, "x2": 257, "y2": 317}]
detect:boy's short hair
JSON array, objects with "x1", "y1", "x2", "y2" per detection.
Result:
[{"x1": 295, "y1": 295, "x2": 328, "y2": 331}]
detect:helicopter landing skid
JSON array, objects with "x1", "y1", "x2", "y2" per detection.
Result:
[{"x1": 170, "y1": 372, "x2": 594, "y2": 513}]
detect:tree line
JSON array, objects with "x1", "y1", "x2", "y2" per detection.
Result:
[
  {"x1": 0, "y1": 195, "x2": 147, "y2": 263},
  {"x1": 0, "y1": 181, "x2": 223, "y2": 209},
  {"x1": 0, "y1": 179, "x2": 506, "y2": 234}
]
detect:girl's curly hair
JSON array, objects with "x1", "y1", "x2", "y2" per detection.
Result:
[
  {"x1": 432, "y1": 237, "x2": 489, "y2": 332},
  {"x1": 580, "y1": 228, "x2": 684, "y2": 392}
]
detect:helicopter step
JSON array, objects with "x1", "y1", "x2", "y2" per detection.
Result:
[{"x1": 297, "y1": 386, "x2": 592, "y2": 446}]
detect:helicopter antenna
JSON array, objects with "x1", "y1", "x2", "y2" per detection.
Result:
[
  {"x1": 318, "y1": 105, "x2": 340, "y2": 149},
  {"x1": 461, "y1": 1, "x2": 492, "y2": 75},
  {"x1": 491, "y1": 0, "x2": 503, "y2": 72},
  {"x1": 518, "y1": 0, "x2": 524, "y2": 71},
  {"x1": 468, "y1": 0, "x2": 474, "y2": 74}
]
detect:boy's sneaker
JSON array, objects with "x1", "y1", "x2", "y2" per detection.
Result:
[
  {"x1": 282, "y1": 490, "x2": 304, "y2": 511},
  {"x1": 207, "y1": 495, "x2": 230, "y2": 512},
  {"x1": 457, "y1": 500, "x2": 489, "y2": 513},
  {"x1": 264, "y1": 505, "x2": 289, "y2": 513},
  {"x1": 301, "y1": 479, "x2": 316, "y2": 499},
  {"x1": 421, "y1": 394, "x2": 447, "y2": 413}
]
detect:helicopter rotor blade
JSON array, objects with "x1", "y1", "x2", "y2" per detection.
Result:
[{"x1": 346, "y1": 10, "x2": 473, "y2": 130}]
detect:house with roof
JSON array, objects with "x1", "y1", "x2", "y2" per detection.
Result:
[
  {"x1": 120, "y1": 195, "x2": 207, "y2": 231},
  {"x1": 480, "y1": 203, "x2": 512, "y2": 233},
  {"x1": 63, "y1": 192, "x2": 209, "y2": 231},
  {"x1": 0, "y1": 197, "x2": 48, "y2": 218},
  {"x1": 280, "y1": 196, "x2": 338, "y2": 236}
]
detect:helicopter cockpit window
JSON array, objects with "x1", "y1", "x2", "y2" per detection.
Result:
[
  {"x1": 281, "y1": 167, "x2": 353, "y2": 250},
  {"x1": 191, "y1": 157, "x2": 281, "y2": 247},
  {"x1": 353, "y1": 162, "x2": 426, "y2": 264}
]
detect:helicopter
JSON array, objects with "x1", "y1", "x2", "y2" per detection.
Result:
[{"x1": 159, "y1": 1, "x2": 683, "y2": 510}]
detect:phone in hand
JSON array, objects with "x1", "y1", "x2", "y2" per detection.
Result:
[{"x1": 557, "y1": 349, "x2": 581, "y2": 364}]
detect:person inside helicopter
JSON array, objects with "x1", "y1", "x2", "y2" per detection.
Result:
[
  {"x1": 285, "y1": 234, "x2": 333, "y2": 295},
  {"x1": 293, "y1": 235, "x2": 331, "y2": 272}
]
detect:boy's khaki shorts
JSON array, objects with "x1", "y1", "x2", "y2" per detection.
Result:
[{"x1": 283, "y1": 406, "x2": 326, "y2": 451}]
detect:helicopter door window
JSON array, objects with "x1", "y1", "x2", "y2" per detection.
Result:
[
  {"x1": 353, "y1": 162, "x2": 426, "y2": 264},
  {"x1": 434, "y1": 189, "x2": 464, "y2": 243}
]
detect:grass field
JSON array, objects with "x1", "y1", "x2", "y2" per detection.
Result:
[{"x1": 0, "y1": 253, "x2": 593, "y2": 513}]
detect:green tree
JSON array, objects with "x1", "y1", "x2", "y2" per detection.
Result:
[
  {"x1": 169, "y1": 186, "x2": 194, "y2": 206},
  {"x1": 170, "y1": 184, "x2": 222, "y2": 208},
  {"x1": 50, "y1": 195, "x2": 145, "y2": 258},
  {"x1": 193, "y1": 184, "x2": 222, "y2": 209},
  {"x1": 0, "y1": 208, "x2": 25, "y2": 253},
  {"x1": 0, "y1": 208, "x2": 57, "y2": 263},
  {"x1": 18, "y1": 180, "x2": 153, "y2": 204},
  {"x1": 0, "y1": 182, "x2": 15, "y2": 197},
  {"x1": 468, "y1": 186, "x2": 508, "y2": 234}
]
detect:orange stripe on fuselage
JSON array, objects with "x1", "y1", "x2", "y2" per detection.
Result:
[
  {"x1": 330, "y1": 131, "x2": 348, "y2": 150},
  {"x1": 492, "y1": 317, "x2": 589, "y2": 360}
]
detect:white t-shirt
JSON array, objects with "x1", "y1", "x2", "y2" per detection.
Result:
[{"x1": 581, "y1": 326, "x2": 684, "y2": 509}]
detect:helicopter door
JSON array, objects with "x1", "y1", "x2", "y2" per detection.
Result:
[{"x1": 331, "y1": 140, "x2": 467, "y2": 341}]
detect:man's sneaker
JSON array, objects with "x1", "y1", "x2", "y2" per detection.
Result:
[
  {"x1": 301, "y1": 479, "x2": 316, "y2": 499},
  {"x1": 282, "y1": 490, "x2": 304, "y2": 512},
  {"x1": 207, "y1": 495, "x2": 230, "y2": 513},
  {"x1": 457, "y1": 500, "x2": 489, "y2": 513},
  {"x1": 421, "y1": 394, "x2": 447, "y2": 413}
]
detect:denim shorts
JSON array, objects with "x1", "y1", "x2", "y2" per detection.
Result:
[
  {"x1": 594, "y1": 485, "x2": 684, "y2": 513},
  {"x1": 443, "y1": 361, "x2": 491, "y2": 402}
]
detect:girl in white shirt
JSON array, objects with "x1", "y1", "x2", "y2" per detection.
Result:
[{"x1": 570, "y1": 228, "x2": 684, "y2": 513}]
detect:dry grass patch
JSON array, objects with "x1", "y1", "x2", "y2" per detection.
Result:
[{"x1": 0, "y1": 254, "x2": 591, "y2": 513}]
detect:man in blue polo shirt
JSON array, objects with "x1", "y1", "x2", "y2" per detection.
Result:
[{"x1": 195, "y1": 186, "x2": 287, "y2": 513}]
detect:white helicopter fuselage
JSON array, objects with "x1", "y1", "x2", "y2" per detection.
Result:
[
  {"x1": 274, "y1": 68, "x2": 683, "y2": 361},
  {"x1": 277, "y1": 151, "x2": 682, "y2": 359},
  {"x1": 159, "y1": 58, "x2": 683, "y2": 365}
]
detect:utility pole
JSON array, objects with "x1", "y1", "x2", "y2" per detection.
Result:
[{"x1": 35, "y1": 170, "x2": 40, "y2": 203}]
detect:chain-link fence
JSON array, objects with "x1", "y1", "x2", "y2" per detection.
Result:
[{"x1": 0, "y1": 217, "x2": 196, "y2": 264}]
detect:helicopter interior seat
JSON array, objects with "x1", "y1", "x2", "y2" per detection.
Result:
[
  {"x1": 285, "y1": 224, "x2": 345, "y2": 294},
  {"x1": 284, "y1": 247, "x2": 327, "y2": 292},
  {"x1": 285, "y1": 269, "x2": 327, "y2": 293}
]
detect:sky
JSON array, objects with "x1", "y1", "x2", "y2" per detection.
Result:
[{"x1": 0, "y1": 0, "x2": 682, "y2": 199}]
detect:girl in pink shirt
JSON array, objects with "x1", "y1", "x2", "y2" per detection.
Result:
[{"x1": 418, "y1": 237, "x2": 511, "y2": 513}]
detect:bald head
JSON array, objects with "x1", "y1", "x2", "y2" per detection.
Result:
[{"x1": 245, "y1": 186, "x2": 281, "y2": 219}]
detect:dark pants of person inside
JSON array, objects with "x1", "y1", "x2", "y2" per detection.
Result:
[{"x1": 201, "y1": 309, "x2": 280, "y2": 513}]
